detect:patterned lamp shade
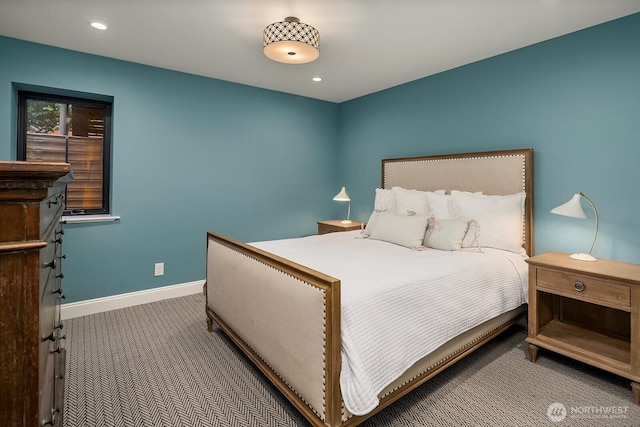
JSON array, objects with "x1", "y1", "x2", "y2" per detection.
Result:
[{"x1": 263, "y1": 17, "x2": 319, "y2": 64}]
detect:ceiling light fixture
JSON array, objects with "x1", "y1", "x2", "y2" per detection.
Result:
[
  {"x1": 263, "y1": 17, "x2": 319, "y2": 64},
  {"x1": 312, "y1": 77, "x2": 322, "y2": 82},
  {"x1": 90, "y1": 22, "x2": 108, "y2": 30}
]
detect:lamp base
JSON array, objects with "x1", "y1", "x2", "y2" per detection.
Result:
[
  {"x1": 570, "y1": 252, "x2": 597, "y2": 262},
  {"x1": 340, "y1": 220, "x2": 352, "y2": 224}
]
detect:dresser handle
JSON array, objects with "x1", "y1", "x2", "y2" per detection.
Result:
[
  {"x1": 574, "y1": 281, "x2": 585, "y2": 292},
  {"x1": 55, "y1": 322, "x2": 64, "y2": 330},
  {"x1": 56, "y1": 273, "x2": 64, "y2": 279},
  {"x1": 43, "y1": 259, "x2": 56, "y2": 269},
  {"x1": 50, "y1": 347, "x2": 61, "y2": 354}
]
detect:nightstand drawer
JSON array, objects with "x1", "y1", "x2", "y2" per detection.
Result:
[{"x1": 537, "y1": 268, "x2": 631, "y2": 308}]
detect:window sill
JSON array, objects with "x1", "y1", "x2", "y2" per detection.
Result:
[{"x1": 62, "y1": 215, "x2": 121, "y2": 224}]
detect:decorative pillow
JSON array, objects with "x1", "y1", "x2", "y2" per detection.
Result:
[
  {"x1": 425, "y1": 191, "x2": 482, "y2": 219},
  {"x1": 392, "y1": 187, "x2": 445, "y2": 216},
  {"x1": 363, "y1": 188, "x2": 396, "y2": 237},
  {"x1": 451, "y1": 191, "x2": 526, "y2": 253},
  {"x1": 366, "y1": 211, "x2": 429, "y2": 249},
  {"x1": 424, "y1": 193, "x2": 456, "y2": 219},
  {"x1": 362, "y1": 210, "x2": 379, "y2": 236},
  {"x1": 392, "y1": 187, "x2": 429, "y2": 216},
  {"x1": 373, "y1": 188, "x2": 394, "y2": 212},
  {"x1": 424, "y1": 217, "x2": 471, "y2": 251},
  {"x1": 461, "y1": 220, "x2": 481, "y2": 248}
]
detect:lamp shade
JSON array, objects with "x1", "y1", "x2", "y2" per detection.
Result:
[
  {"x1": 333, "y1": 186, "x2": 350, "y2": 202},
  {"x1": 550, "y1": 193, "x2": 586, "y2": 219},
  {"x1": 551, "y1": 192, "x2": 599, "y2": 261},
  {"x1": 263, "y1": 17, "x2": 319, "y2": 64}
]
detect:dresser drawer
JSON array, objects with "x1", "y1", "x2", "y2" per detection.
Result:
[
  {"x1": 39, "y1": 343, "x2": 57, "y2": 427},
  {"x1": 536, "y1": 268, "x2": 631, "y2": 308}
]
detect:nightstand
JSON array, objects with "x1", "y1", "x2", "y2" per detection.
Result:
[
  {"x1": 526, "y1": 251, "x2": 640, "y2": 404},
  {"x1": 317, "y1": 220, "x2": 364, "y2": 235}
]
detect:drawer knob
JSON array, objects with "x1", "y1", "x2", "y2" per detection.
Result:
[
  {"x1": 42, "y1": 332, "x2": 55, "y2": 342},
  {"x1": 574, "y1": 281, "x2": 585, "y2": 292},
  {"x1": 41, "y1": 409, "x2": 59, "y2": 426}
]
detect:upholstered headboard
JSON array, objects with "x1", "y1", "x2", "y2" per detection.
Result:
[{"x1": 382, "y1": 148, "x2": 534, "y2": 255}]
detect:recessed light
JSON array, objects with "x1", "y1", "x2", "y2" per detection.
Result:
[
  {"x1": 90, "y1": 22, "x2": 108, "y2": 30},
  {"x1": 312, "y1": 77, "x2": 322, "y2": 82}
]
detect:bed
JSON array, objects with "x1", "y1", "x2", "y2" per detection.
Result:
[{"x1": 205, "y1": 148, "x2": 534, "y2": 426}]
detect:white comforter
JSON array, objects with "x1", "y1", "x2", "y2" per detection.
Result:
[{"x1": 251, "y1": 231, "x2": 528, "y2": 416}]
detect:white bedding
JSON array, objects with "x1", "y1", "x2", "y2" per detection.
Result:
[{"x1": 251, "y1": 230, "x2": 528, "y2": 416}]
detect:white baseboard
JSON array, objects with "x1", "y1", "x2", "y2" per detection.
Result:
[{"x1": 60, "y1": 279, "x2": 205, "y2": 320}]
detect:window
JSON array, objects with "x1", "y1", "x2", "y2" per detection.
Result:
[{"x1": 17, "y1": 91, "x2": 112, "y2": 215}]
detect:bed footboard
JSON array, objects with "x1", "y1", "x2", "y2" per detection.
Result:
[{"x1": 205, "y1": 232, "x2": 342, "y2": 426}]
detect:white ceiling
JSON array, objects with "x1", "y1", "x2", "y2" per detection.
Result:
[{"x1": 1, "y1": 0, "x2": 640, "y2": 103}]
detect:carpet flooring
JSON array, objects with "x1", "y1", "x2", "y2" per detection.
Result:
[{"x1": 63, "y1": 294, "x2": 640, "y2": 426}]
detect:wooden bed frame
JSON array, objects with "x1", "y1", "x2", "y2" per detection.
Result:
[{"x1": 206, "y1": 148, "x2": 533, "y2": 426}]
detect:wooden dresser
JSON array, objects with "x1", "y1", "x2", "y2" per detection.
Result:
[{"x1": 0, "y1": 161, "x2": 71, "y2": 427}]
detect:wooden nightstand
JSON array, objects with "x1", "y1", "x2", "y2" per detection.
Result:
[
  {"x1": 526, "y1": 251, "x2": 640, "y2": 404},
  {"x1": 317, "y1": 220, "x2": 364, "y2": 235}
]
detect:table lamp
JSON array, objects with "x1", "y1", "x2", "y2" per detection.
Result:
[
  {"x1": 550, "y1": 192, "x2": 599, "y2": 261},
  {"x1": 333, "y1": 186, "x2": 351, "y2": 224}
]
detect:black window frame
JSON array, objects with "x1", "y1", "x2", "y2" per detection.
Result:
[{"x1": 17, "y1": 90, "x2": 113, "y2": 216}]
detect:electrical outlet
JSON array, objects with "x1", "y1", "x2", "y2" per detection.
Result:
[{"x1": 154, "y1": 262, "x2": 164, "y2": 276}]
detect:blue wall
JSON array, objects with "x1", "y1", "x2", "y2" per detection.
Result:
[
  {"x1": 1, "y1": 13, "x2": 639, "y2": 302},
  {"x1": 338, "y1": 13, "x2": 640, "y2": 264},
  {"x1": 0, "y1": 37, "x2": 340, "y2": 302}
]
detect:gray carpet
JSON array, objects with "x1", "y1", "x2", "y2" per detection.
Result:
[{"x1": 63, "y1": 294, "x2": 640, "y2": 426}]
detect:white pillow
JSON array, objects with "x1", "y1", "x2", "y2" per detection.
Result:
[
  {"x1": 392, "y1": 187, "x2": 445, "y2": 216},
  {"x1": 424, "y1": 217, "x2": 471, "y2": 251},
  {"x1": 392, "y1": 187, "x2": 429, "y2": 216},
  {"x1": 367, "y1": 211, "x2": 429, "y2": 249},
  {"x1": 461, "y1": 220, "x2": 480, "y2": 248},
  {"x1": 425, "y1": 191, "x2": 482, "y2": 219},
  {"x1": 362, "y1": 210, "x2": 379, "y2": 236},
  {"x1": 373, "y1": 188, "x2": 394, "y2": 212},
  {"x1": 452, "y1": 191, "x2": 526, "y2": 253},
  {"x1": 424, "y1": 193, "x2": 456, "y2": 219}
]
